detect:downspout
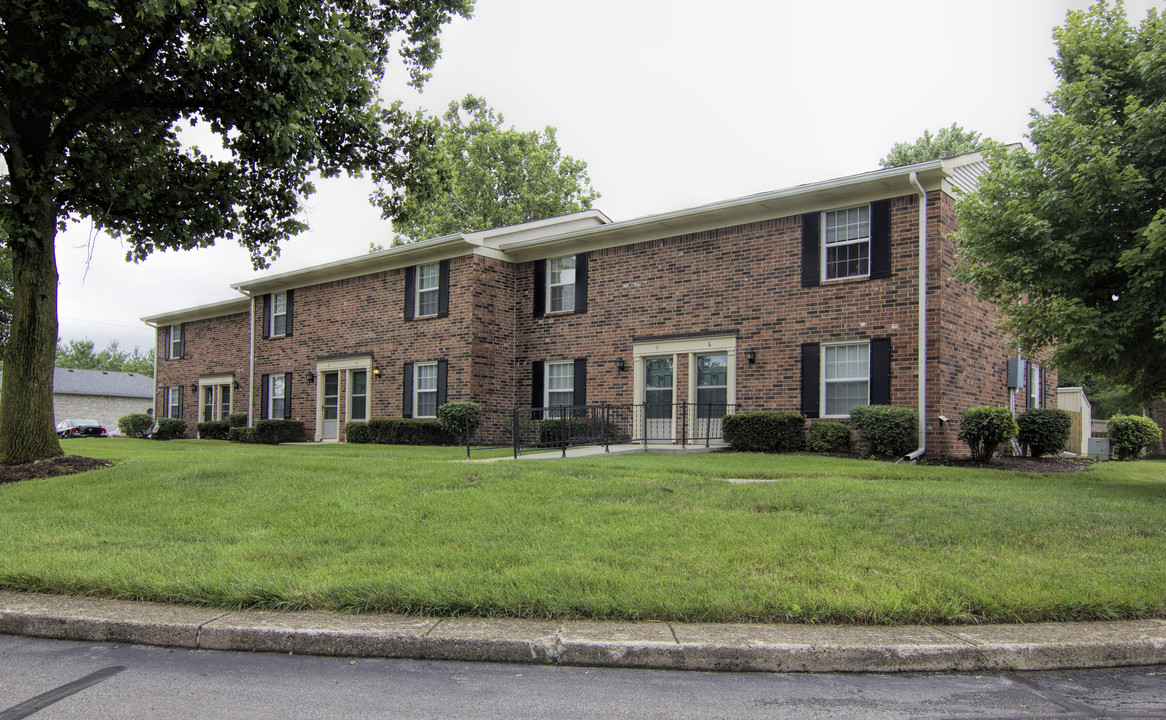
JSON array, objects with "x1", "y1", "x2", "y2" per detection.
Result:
[
  {"x1": 905, "y1": 172, "x2": 928, "y2": 460},
  {"x1": 151, "y1": 325, "x2": 159, "y2": 418},
  {"x1": 248, "y1": 296, "x2": 255, "y2": 428}
]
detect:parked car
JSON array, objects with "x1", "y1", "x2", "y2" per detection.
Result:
[{"x1": 55, "y1": 419, "x2": 108, "y2": 438}]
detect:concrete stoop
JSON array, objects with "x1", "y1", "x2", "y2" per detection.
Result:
[{"x1": 2, "y1": 592, "x2": 1164, "y2": 673}]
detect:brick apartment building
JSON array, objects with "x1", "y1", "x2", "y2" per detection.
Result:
[{"x1": 143, "y1": 152, "x2": 1054, "y2": 457}]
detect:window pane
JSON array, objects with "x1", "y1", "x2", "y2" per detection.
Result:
[
  {"x1": 220, "y1": 385, "x2": 231, "y2": 417},
  {"x1": 825, "y1": 380, "x2": 869, "y2": 417},
  {"x1": 273, "y1": 292, "x2": 286, "y2": 314},
  {"x1": 697, "y1": 354, "x2": 727, "y2": 387},
  {"x1": 272, "y1": 375, "x2": 285, "y2": 398},
  {"x1": 417, "y1": 363, "x2": 437, "y2": 391},
  {"x1": 696, "y1": 388, "x2": 727, "y2": 417},
  {"x1": 418, "y1": 263, "x2": 439, "y2": 290},
  {"x1": 547, "y1": 256, "x2": 576, "y2": 312},
  {"x1": 547, "y1": 362, "x2": 574, "y2": 391},
  {"x1": 646, "y1": 358, "x2": 672, "y2": 389},
  {"x1": 351, "y1": 396, "x2": 367, "y2": 420},
  {"x1": 417, "y1": 392, "x2": 437, "y2": 417},
  {"x1": 352, "y1": 371, "x2": 366, "y2": 395},
  {"x1": 324, "y1": 373, "x2": 339, "y2": 396}
]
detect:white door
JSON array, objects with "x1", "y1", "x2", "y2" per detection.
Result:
[
  {"x1": 643, "y1": 357, "x2": 673, "y2": 442},
  {"x1": 322, "y1": 372, "x2": 340, "y2": 440},
  {"x1": 695, "y1": 354, "x2": 728, "y2": 440}
]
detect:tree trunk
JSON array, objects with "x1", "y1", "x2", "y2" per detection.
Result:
[{"x1": 0, "y1": 199, "x2": 63, "y2": 464}]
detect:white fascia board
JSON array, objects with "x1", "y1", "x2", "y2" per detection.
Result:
[
  {"x1": 497, "y1": 162, "x2": 950, "y2": 261},
  {"x1": 141, "y1": 298, "x2": 251, "y2": 326}
]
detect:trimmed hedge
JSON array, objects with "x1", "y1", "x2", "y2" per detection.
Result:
[
  {"x1": 149, "y1": 418, "x2": 187, "y2": 440},
  {"x1": 437, "y1": 401, "x2": 483, "y2": 441},
  {"x1": 848, "y1": 405, "x2": 918, "y2": 458},
  {"x1": 345, "y1": 418, "x2": 454, "y2": 445},
  {"x1": 228, "y1": 427, "x2": 258, "y2": 444},
  {"x1": 957, "y1": 406, "x2": 1018, "y2": 462},
  {"x1": 1108, "y1": 414, "x2": 1162, "y2": 461},
  {"x1": 227, "y1": 412, "x2": 248, "y2": 428},
  {"x1": 537, "y1": 417, "x2": 625, "y2": 446},
  {"x1": 117, "y1": 413, "x2": 153, "y2": 439},
  {"x1": 1016, "y1": 408, "x2": 1072, "y2": 458},
  {"x1": 722, "y1": 412, "x2": 806, "y2": 453},
  {"x1": 806, "y1": 421, "x2": 852, "y2": 454},
  {"x1": 253, "y1": 419, "x2": 306, "y2": 445},
  {"x1": 197, "y1": 420, "x2": 230, "y2": 440}
]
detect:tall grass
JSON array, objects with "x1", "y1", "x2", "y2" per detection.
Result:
[{"x1": 1, "y1": 440, "x2": 1163, "y2": 624}]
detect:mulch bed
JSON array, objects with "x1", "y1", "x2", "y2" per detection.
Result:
[
  {"x1": 0, "y1": 455, "x2": 114, "y2": 485},
  {"x1": 921, "y1": 454, "x2": 1096, "y2": 473}
]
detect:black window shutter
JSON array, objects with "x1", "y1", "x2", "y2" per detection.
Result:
[
  {"x1": 1040, "y1": 365, "x2": 1046, "y2": 408},
  {"x1": 260, "y1": 374, "x2": 269, "y2": 419},
  {"x1": 870, "y1": 338, "x2": 891, "y2": 406},
  {"x1": 801, "y1": 213, "x2": 820, "y2": 288},
  {"x1": 404, "y1": 266, "x2": 415, "y2": 321},
  {"x1": 573, "y1": 358, "x2": 587, "y2": 407},
  {"x1": 438, "y1": 260, "x2": 450, "y2": 317},
  {"x1": 402, "y1": 363, "x2": 414, "y2": 418},
  {"x1": 800, "y1": 343, "x2": 820, "y2": 418},
  {"x1": 161, "y1": 389, "x2": 169, "y2": 418},
  {"x1": 283, "y1": 372, "x2": 293, "y2": 419},
  {"x1": 574, "y1": 253, "x2": 589, "y2": 314},
  {"x1": 870, "y1": 200, "x2": 892, "y2": 279},
  {"x1": 177, "y1": 387, "x2": 183, "y2": 419},
  {"x1": 285, "y1": 290, "x2": 294, "y2": 337},
  {"x1": 165, "y1": 326, "x2": 173, "y2": 358},
  {"x1": 533, "y1": 260, "x2": 546, "y2": 317},
  {"x1": 437, "y1": 359, "x2": 448, "y2": 407},
  {"x1": 263, "y1": 294, "x2": 272, "y2": 339},
  {"x1": 531, "y1": 361, "x2": 544, "y2": 409},
  {"x1": 178, "y1": 323, "x2": 185, "y2": 358}
]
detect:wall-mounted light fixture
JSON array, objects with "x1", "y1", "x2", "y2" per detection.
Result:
[
  {"x1": 233, "y1": 380, "x2": 242, "y2": 390},
  {"x1": 190, "y1": 382, "x2": 199, "y2": 393},
  {"x1": 373, "y1": 368, "x2": 382, "y2": 378},
  {"x1": 306, "y1": 372, "x2": 315, "y2": 384},
  {"x1": 615, "y1": 358, "x2": 626, "y2": 372},
  {"x1": 744, "y1": 348, "x2": 757, "y2": 364}
]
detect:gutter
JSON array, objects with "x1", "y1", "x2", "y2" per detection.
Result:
[
  {"x1": 248, "y1": 297, "x2": 255, "y2": 428},
  {"x1": 905, "y1": 171, "x2": 928, "y2": 461}
]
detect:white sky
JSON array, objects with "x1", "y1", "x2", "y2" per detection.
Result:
[{"x1": 54, "y1": 0, "x2": 1164, "y2": 352}]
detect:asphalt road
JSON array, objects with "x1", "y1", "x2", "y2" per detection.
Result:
[{"x1": 2, "y1": 635, "x2": 1164, "y2": 720}]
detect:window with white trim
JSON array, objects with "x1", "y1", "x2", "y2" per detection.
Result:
[
  {"x1": 167, "y1": 386, "x2": 181, "y2": 419},
  {"x1": 416, "y1": 263, "x2": 440, "y2": 317},
  {"x1": 351, "y1": 370, "x2": 368, "y2": 421},
  {"x1": 822, "y1": 205, "x2": 870, "y2": 281},
  {"x1": 169, "y1": 324, "x2": 182, "y2": 359},
  {"x1": 822, "y1": 342, "x2": 870, "y2": 417},
  {"x1": 545, "y1": 361, "x2": 574, "y2": 408},
  {"x1": 547, "y1": 256, "x2": 576, "y2": 313},
  {"x1": 414, "y1": 362, "x2": 438, "y2": 418},
  {"x1": 269, "y1": 374, "x2": 286, "y2": 419},
  {"x1": 1028, "y1": 364, "x2": 1042, "y2": 409},
  {"x1": 271, "y1": 291, "x2": 288, "y2": 336}
]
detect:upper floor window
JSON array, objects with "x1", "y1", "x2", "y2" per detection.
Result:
[
  {"x1": 168, "y1": 324, "x2": 183, "y2": 359},
  {"x1": 271, "y1": 291, "x2": 288, "y2": 336},
  {"x1": 416, "y1": 263, "x2": 440, "y2": 317},
  {"x1": 822, "y1": 205, "x2": 870, "y2": 281},
  {"x1": 534, "y1": 254, "x2": 588, "y2": 317},
  {"x1": 547, "y1": 257, "x2": 576, "y2": 313}
]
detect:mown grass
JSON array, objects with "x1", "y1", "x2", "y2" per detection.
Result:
[{"x1": 1, "y1": 439, "x2": 1163, "y2": 625}]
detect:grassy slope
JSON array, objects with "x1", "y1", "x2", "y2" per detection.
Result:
[{"x1": 1, "y1": 440, "x2": 1163, "y2": 624}]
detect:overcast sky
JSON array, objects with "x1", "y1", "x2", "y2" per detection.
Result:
[{"x1": 54, "y1": 0, "x2": 1164, "y2": 353}]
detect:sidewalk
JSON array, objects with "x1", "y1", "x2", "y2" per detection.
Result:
[{"x1": 2, "y1": 592, "x2": 1163, "y2": 673}]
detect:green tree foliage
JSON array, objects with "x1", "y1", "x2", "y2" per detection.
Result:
[
  {"x1": 955, "y1": 2, "x2": 1166, "y2": 405},
  {"x1": 0, "y1": 0, "x2": 472, "y2": 463},
  {"x1": 378, "y1": 95, "x2": 600, "y2": 243},
  {"x1": 56, "y1": 339, "x2": 154, "y2": 376},
  {"x1": 879, "y1": 123, "x2": 986, "y2": 167},
  {"x1": 1058, "y1": 371, "x2": 1143, "y2": 419}
]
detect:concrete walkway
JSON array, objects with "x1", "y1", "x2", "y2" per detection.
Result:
[{"x1": 2, "y1": 592, "x2": 1163, "y2": 673}]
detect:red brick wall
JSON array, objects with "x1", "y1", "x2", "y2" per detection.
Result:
[{"x1": 153, "y1": 311, "x2": 251, "y2": 436}]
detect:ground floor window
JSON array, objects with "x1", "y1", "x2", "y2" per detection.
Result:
[
  {"x1": 822, "y1": 342, "x2": 870, "y2": 417},
  {"x1": 414, "y1": 362, "x2": 438, "y2": 418},
  {"x1": 166, "y1": 386, "x2": 181, "y2": 419},
  {"x1": 269, "y1": 374, "x2": 286, "y2": 419},
  {"x1": 545, "y1": 361, "x2": 575, "y2": 408}
]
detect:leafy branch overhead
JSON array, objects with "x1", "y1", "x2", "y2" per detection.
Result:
[
  {"x1": 376, "y1": 95, "x2": 600, "y2": 243},
  {"x1": 954, "y1": 2, "x2": 1166, "y2": 404}
]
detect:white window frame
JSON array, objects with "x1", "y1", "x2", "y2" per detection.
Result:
[
  {"x1": 167, "y1": 386, "x2": 181, "y2": 419},
  {"x1": 269, "y1": 374, "x2": 286, "y2": 419},
  {"x1": 546, "y1": 256, "x2": 576, "y2": 313},
  {"x1": 270, "y1": 291, "x2": 288, "y2": 337},
  {"x1": 821, "y1": 205, "x2": 871, "y2": 282},
  {"x1": 169, "y1": 324, "x2": 182, "y2": 359},
  {"x1": 1029, "y1": 364, "x2": 1042, "y2": 408},
  {"x1": 820, "y1": 341, "x2": 870, "y2": 419},
  {"x1": 414, "y1": 361, "x2": 438, "y2": 418},
  {"x1": 545, "y1": 361, "x2": 574, "y2": 408},
  {"x1": 198, "y1": 376, "x2": 234, "y2": 422},
  {"x1": 349, "y1": 369, "x2": 369, "y2": 421},
  {"x1": 415, "y1": 263, "x2": 440, "y2": 318}
]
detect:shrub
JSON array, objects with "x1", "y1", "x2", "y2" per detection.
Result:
[
  {"x1": 1107, "y1": 414, "x2": 1163, "y2": 461},
  {"x1": 228, "y1": 427, "x2": 258, "y2": 444},
  {"x1": 957, "y1": 406, "x2": 1018, "y2": 462},
  {"x1": 253, "y1": 419, "x2": 306, "y2": 445},
  {"x1": 345, "y1": 418, "x2": 453, "y2": 445},
  {"x1": 806, "y1": 421, "x2": 852, "y2": 454},
  {"x1": 437, "y1": 401, "x2": 483, "y2": 441},
  {"x1": 848, "y1": 405, "x2": 918, "y2": 458},
  {"x1": 1016, "y1": 408, "x2": 1073, "y2": 458},
  {"x1": 537, "y1": 416, "x2": 625, "y2": 446},
  {"x1": 196, "y1": 420, "x2": 230, "y2": 440},
  {"x1": 149, "y1": 418, "x2": 187, "y2": 440},
  {"x1": 227, "y1": 412, "x2": 248, "y2": 428},
  {"x1": 117, "y1": 413, "x2": 153, "y2": 439},
  {"x1": 722, "y1": 412, "x2": 805, "y2": 453}
]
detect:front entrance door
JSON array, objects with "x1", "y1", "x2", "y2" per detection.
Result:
[
  {"x1": 695, "y1": 353, "x2": 728, "y2": 440},
  {"x1": 322, "y1": 372, "x2": 340, "y2": 441},
  {"x1": 643, "y1": 357, "x2": 674, "y2": 442}
]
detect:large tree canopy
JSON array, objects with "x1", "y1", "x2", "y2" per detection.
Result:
[
  {"x1": 378, "y1": 95, "x2": 600, "y2": 243},
  {"x1": 879, "y1": 123, "x2": 986, "y2": 168},
  {"x1": 955, "y1": 2, "x2": 1166, "y2": 404},
  {"x1": 0, "y1": 0, "x2": 472, "y2": 463}
]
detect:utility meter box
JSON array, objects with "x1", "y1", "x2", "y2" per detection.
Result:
[{"x1": 1007, "y1": 359, "x2": 1026, "y2": 390}]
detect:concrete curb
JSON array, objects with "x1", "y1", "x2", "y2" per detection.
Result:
[{"x1": 2, "y1": 592, "x2": 1164, "y2": 673}]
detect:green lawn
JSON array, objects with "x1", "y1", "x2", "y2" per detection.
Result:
[{"x1": 1, "y1": 439, "x2": 1163, "y2": 625}]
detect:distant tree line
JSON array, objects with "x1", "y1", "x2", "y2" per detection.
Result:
[{"x1": 55, "y1": 339, "x2": 153, "y2": 377}]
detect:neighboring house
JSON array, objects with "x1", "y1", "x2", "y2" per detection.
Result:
[
  {"x1": 0, "y1": 368, "x2": 154, "y2": 432},
  {"x1": 142, "y1": 152, "x2": 1055, "y2": 457}
]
